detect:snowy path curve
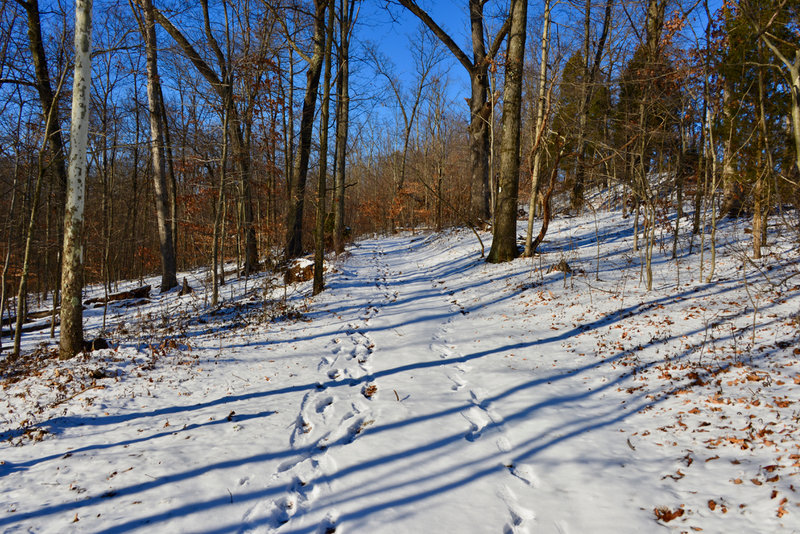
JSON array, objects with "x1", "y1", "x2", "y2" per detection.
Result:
[
  {"x1": 0, "y1": 232, "x2": 641, "y2": 534},
  {"x1": 10, "y1": 226, "x2": 795, "y2": 533}
]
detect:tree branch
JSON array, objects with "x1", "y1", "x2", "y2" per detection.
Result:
[
  {"x1": 397, "y1": 0, "x2": 475, "y2": 74},
  {"x1": 486, "y1": 17, "x2": 510, "y2": 61},
  {"x1": 151, "y1": 6, "x2": 225, "y2": 98}
]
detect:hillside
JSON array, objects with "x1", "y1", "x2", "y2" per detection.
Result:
[{"x1": 2, "y1": 208, "x2": 800, "y2": 533}]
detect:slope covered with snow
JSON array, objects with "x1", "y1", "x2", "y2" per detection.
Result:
[{"x1": 2, "y1": 210, "x2": 800, "y2": 533}]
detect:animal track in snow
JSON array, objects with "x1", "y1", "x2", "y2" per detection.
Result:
[
  {"x1": 317, "y1": 510, "x2": 339, "y2": 533},
  {"x1": 347, "y1": 417, "x2": 374, "y2": 443}
]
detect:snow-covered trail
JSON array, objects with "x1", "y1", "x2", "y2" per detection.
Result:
[
  {"x1": 238, "y1": 234, "x2": 546, "y2": 534},
  {"x1": 3, "y1": 223, "x2": 800, "y2": 533},
  {"x1": 2, "y1": 232, "x2": 625, "y2": 534}
]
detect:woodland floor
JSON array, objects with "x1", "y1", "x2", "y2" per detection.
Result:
[{"x1": 2, "y1": 202, "x2": 800, "y2": 533}]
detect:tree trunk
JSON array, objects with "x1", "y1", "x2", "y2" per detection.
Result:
[
  {"x1": 212, "y1": 112, "x2": 229, "y2": 307},
  {"x1": 21, "y1": 0, "x2": 69, "y2": 335},
  {"x1": 20, "y1": 0, "x2": 69, "y2": 194},
  {"x1": 487, "y1": 0, "x2": 526, "y2": 263},
  {"x1": 333, "y1": 0, "x2": 354, "y2": 255},
  {"x1": 524, "y1": 0, "x2": 551, "y2": 256},
  {"x1": 60, "y1": 0, "x2": 93, "y2": 360},
  {"x1": 314, "y1": 0, "x2": 334, "y2": 295},
  {"x1": 14, "y1": 149, "x2": 47, "y2": 356},
  {"x1": 571, "y1": 0, "x2": 613, "y2": 212},
  {"x1": 286, "y1": 0, "x2": 327, "y2": 258},
  {"x1": 467, "y1": 0, "x2": 491, "y2": 223},
  {"x1": 759, "y1": 35, "x2": 800, "y2": 175},
  {"x1": 153, "y1": 4, "x2": 259, "y2": 273},
  {"x1": 140, "y1": 0, "x2": 178, "y2": 292},
  {"x1": 720, "y1": 81, "x2": 743, "y2": 218}
]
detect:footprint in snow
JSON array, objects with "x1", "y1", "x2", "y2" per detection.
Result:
[
  {"x1": 353, "y1": 344, "x2": 370, "y2": 361},
  {"x1": 448, "y1": 373, "x2": 467, "y2": 391},
  {"x1": 496, "y1": 436, "x2": 512, "y2": 453},
  {"x1": 499, "y1": 485, "x2": 535, "y2": 534},
  {"x1": 273, "y1": 493, "x2": 298, "y2": 525},
  {"x1": 470, "y1": 388, "x2": 488, "y2": 406},
  {"x1": 316, "y1": 396, "x2": 334, "y2": 414},
  {"x1": 347, "y1": 417, "x2": 374, "y2": 442},
  {"x1": 509, "y1": 463, "x2": 539, "y2": 487},
  {"x1": 317, "y1": 510, "x2": 339, "y2": 534},
  {"x1": 455, "y1": 362, "x2": 471, "y2": 373},
  {"x1": 462, "y1": 406, "x2": 490, "y2": 442}
]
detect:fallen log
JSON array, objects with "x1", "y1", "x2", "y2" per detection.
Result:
[
  {"x1": 84, "y1": 285, "x2": 151, "y2": 306},
  {"x1": 1, "y1": 318, "x2": 57, "y2": 337},
  {"x1": 2, "y1": 308, "x2": 56, "y2": 327}
]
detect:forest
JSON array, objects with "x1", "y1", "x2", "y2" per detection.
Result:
[
  {"x1": 2, "y1": 1, "x2": 800, "y2": 532},
  {"x1": 0, "y1": 0, "x2": 798, "y2": 353}
]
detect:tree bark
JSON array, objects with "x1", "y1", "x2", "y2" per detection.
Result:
[
  {"x1": 333, "y1": 0, "x2": 354, "y2": 255},
  {"x1": 137, "y1": 0, "x2": 178, "y2": 292},
  {"x1": 314, "y1": 0, "x2": 335, "y2": 295},
  {"x1": 286, "y1": 0, "x2": 327, "y2": 258},
  {"x1": 487, "y1": 0, "x2": 526, "y2": 263},
  {"x1": 524, "y1": 0, "x2": 552, "y2": 256},
  {"x1": 60, "y1": 0, "x2": 93, "y2": 359}
]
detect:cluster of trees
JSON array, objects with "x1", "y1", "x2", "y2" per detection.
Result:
[{"x1": 0, "y1": 0, "x2": 797, "y2": 357}]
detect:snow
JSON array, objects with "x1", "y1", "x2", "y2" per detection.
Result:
[{"x1": 2, "y1": 207, "x2": 800, "y2": 533}]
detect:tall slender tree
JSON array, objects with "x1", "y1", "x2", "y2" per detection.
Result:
[
  {"x1": 313, "y1": 0, "x2": 335, "y2": 295},
  {"x1": 132, "y1": 0, "x2": 178, "y2": 292},
  {"x1": 487, "y1": 0, "x2": 527, "y2": 263},
  {"x1": 153, "y1": 1, "x2": 260, "y2": 273},
  {"x1": 333, "y1": 0, "x2": 356, "y2": 254},
  {"x1": 60, "y1": 0, "x2": 93, "y2": 359},
  {"x1": 523, "y1": 0, "x2": 552, "y2": 256},
  {"x1": 285, "y1": 0, "x2": 328, "y2": 258}
]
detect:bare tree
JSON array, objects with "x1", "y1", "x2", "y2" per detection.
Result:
[
  {"x1": 398, "y1": 0, "x2": 509, "y2": 225},
  {"x1": 60, "y1": 0, "x2": 94, "y2": 359},
  {"x1": 487, "y1": 0, "x2": 527, "y2": 263},
  {"x1": 153, "y1": 1, "x2": 260, "y2": 273},
  {"x1": 131, "y1": 0, "x2": 178, "y2": 292},
  {"x1": 523, "y1": 0, "x2": 553, "y2": 256},
  {"x1": 332, "y1": 0, "x2": 356, "y2": 254},
  {"x1": 314, "y1": 0, "x2": 336, "y2": 295},
  {"x1": 282, "y1": 0, "x2": 329, "y2": 258},
  {"x1": 747, "y1": 0, "x2": 800, "y2": 175},
  {"x1": 570, "y1": 0, "x2": 613, "y2": 211},
  {"x1": 367, "y1": 28, "x2": 442, "y2": 232}
]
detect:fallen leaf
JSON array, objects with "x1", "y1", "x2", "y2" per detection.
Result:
[{"x1": 654, "y1": 506, "x2": 684, "y2": 522}]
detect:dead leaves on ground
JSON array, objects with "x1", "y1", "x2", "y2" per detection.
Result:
[{"x1": 654, "y1": 506, "x2": 684, "y2": 522}]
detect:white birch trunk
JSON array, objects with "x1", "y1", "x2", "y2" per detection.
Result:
[{"x1": 60, "y1": 0, "x2": 93, "y2": 359}]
